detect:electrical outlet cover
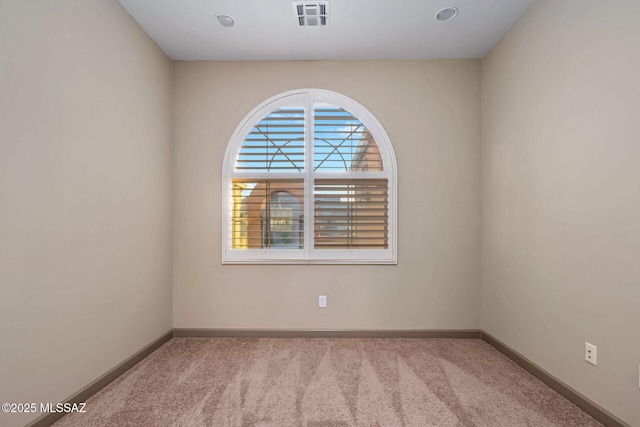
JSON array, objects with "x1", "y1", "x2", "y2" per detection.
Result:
[
  {"x1": 319, "y1": 295, "x2": 327, "y2": 308},
  {"x1": 585, "y1": 342, "x2": 597, "y2": 366}
]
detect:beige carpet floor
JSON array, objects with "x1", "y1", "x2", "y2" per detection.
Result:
[{"x1": 53, "y1": 338, "x2": 602, "y2": 426}]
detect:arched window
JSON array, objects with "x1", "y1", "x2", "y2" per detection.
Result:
[{"x1": 223, "y1": 89, "x2": 396, "y2": 264}]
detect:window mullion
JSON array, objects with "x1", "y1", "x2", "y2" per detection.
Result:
[{"x1": 303, "y1": 94, "x2": 314, "y2": 259}]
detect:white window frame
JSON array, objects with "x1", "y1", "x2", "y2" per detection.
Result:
[{"x1": 222, "y1": 89, "x2": 397, "y2": 264}]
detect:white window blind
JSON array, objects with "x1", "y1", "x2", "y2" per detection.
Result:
[
  {"x1": 237, "y1": 107, "x2": 305, "y2": 172},
  {"x1": 314, "y1": 179, "x2": 389, "y2": 249},
  {"x1": 314, "y1": 106, "x2": 383, "y2": 172}
]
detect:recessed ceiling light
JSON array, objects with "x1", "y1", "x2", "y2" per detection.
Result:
[
  {"x1": 436, "y1": 7, "x2": 458, "y2": 23},
  {"x1": 216, "y1": 14, "x2": 235, "y2": 28}
]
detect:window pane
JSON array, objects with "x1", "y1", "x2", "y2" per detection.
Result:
[
  {"x1": 314, "y1": 179, "x2": 388, "y2": 249},
  {"x1": 231, "y1": 179, "x2": 304, "y2": 249},
  {"x1": 237, "y1": 106, "x2": 305, "y2": 172},
  {"x1": 314, "y1": 104, "x2": 383, "y2": 172}
]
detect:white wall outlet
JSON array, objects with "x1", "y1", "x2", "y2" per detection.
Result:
[
  {"x1": 585, "y1": 342, "x2": 597, "y2": 366},
  {"x1": 318, "y1": 295, "x2": 327, "y2": 308}
]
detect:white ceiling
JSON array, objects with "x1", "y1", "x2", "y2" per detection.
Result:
[{"x1": 118, "y1": 0, "x2": 535, "y2": 61}]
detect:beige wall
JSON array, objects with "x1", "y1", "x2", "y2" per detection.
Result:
[
  {"x1": 173, "y1": 60, "x2": 481, "y2": 329},
  {"x1": 481, "y1": 1, "x2": 640, "y2": 425},
  {"x1": 0, "y1": 1, "x2": 173, "y2": 426}
]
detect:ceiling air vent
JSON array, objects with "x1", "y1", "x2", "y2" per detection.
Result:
[{"x1": 293, "y1": 1, "x2": 329, "y2": 27}]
